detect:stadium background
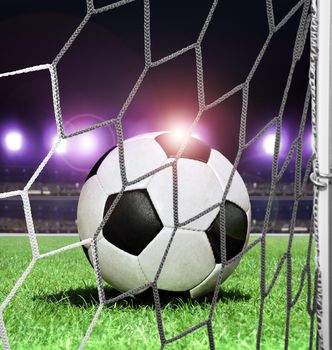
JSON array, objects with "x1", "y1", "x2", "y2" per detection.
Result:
[{"x1": 0, "y1": 0, "x2": 313, "y2": 235}]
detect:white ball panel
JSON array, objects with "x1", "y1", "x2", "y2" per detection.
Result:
[
  {"x1": 147, "y1": 159, "x2": 222, "y2": 230},
  {"x1": 96, "y1": 149, "x2": 122, "y2": 195},
  {"x1": 138, "y1": 227, "x2": 215, "y2": 291},
  {"x1": 97, "y1": 138, "x2": 168, "y2": 195},
  {"x1": 208, "y1": 149, "x2": 250, "y2": 212},
  {"x1": 190, "y1": 208, "x2": 252, "y2": 298},
  {"x1": 77, "y1": 175, "x2": 107, "y2": 246},
  {"x1": 189, "y1": 263, "x2": 236, "y2": 298},
  {"x1": 94, "y1": 236, "x2": 148, "y2": 293}
]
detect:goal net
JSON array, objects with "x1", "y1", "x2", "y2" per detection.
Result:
[{"x1": 0, "y1": 0, "x2": 330, "y2": 349}]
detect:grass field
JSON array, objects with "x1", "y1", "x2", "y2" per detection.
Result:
[{"x1": 0, "y1": 236, "x2": 315, "y2": 350}]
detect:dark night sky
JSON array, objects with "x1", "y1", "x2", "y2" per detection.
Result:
[{"x1": 0, "y1": 0, "x2": 312, "y2": 183}]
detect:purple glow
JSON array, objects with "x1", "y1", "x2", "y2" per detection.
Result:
[
  {"x1": 169, "y1": 122, "x2": 206, "y2": 142},
  {"x1": 260, "y1": 129, "x2": 288, "y2": 157},
  {"x1": 4, "y1": 131, "x2": 23, "y2": 152},
  {"x1": 52, "y1": 136, "x2": 67, "y2": 154},
  {"x1": 263, "y1": 134, "x2": 276, "y2": 155},
  {"x1": 75, "y1": 134, "x2": 97, "y2": 154},
  {"x1": 56, "y1": 114, "x2": 116, "y2": 172}
]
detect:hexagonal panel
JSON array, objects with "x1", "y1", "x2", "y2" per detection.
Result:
[
  {"x1": 97, "y1": 138, "x2": 168, "y2": 195},
  {"x1": 208, "y1": 149, "x2": 250, "y2": 212},
  {"x1": 147, "y1": 158, "x2": 222, "y2": 230},
  {"x1": 102, "y1": 189, "x2": 163, "y2": 255},
  {"x1": 77, "y1": 174, "x2": 108, "y2": 244},
  {"x1": 190, "y1": 263, "x2": 237, "y2": 299},
  {"x1": 138, "y1": 227, "x2": 216, "y2": 291},
  {"x1": 86, "y1": 146, "x2": 115, "y2": 181},
  {"x1": 87, "y1": 236, "x2": 148, "y2": 293}
]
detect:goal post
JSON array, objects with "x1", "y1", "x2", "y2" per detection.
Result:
[{"x1": 314, "y1": 0, "x2": 332, "y2": 348}]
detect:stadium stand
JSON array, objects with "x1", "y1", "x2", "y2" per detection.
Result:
[
  {"x1": 0, "y1": 181, "x2": 314, "y2": 198},
  {"x1": 0, "y1": 167, "x2": 313, "y2": 233},
  {"x1": 0, "y1": 180, "x2": 313, "y2": 234}
]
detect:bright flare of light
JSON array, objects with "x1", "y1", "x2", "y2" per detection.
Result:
[
  {"x1": 5, "y1": 131, "x2": 23, "y2": 151},
  {"x1": 77, "y1": 134, "x2": 97, "y2": 154},
  {"x1": 263, "y1": 134, "x2": 277, "y2": 155},
  {"x1": 172, "y1": 127, "x2": 201, "y2": 140},
  {"x1": 173, "y1": 127, "x2": 187, "y2": 140},
  {"x1": 191, "y1": 133, "x2": 201, "y2": 140},
  {"x1": 52, "y1": 136, "x2": 67, "y2": 154}
]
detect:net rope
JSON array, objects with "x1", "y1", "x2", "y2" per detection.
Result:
[{"x1": 0, "y1": 0, "x2": 322, "y2": 348}]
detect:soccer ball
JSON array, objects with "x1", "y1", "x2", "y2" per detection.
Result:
[{"x1": 77, "y1": 132, "x2": 251, "y2": 298}]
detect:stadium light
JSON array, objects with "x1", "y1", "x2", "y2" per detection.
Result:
[
  {"x1": 262, "y1": 134, "x2": 276, "y2": 155},
  {"x1": 192, "y1": 133, "x2": 201, "y2": 140},
  {"x1": 172, "y1": 126, "x2": 201, "y2": 141},
  {"x1": 173, "y1": 127, "x2": 187, "y2": 140},
  {"x1": 262, "y1": 132, "x2": 287, "y2": 157},
  {"x1": 4, "y1": 131, "x2": 23, "y2": 152},
  {"x1": 52, "y1": 136, "x2": 67, "y2": 154}
]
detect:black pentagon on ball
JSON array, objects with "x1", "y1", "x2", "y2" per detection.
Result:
[
  {"x1": 155, "y1": 133, "x2": 211, "y2": 163},
  {"x1": 206, "y1": 201, "x2": 248, "y2": 263},
  {"x1": 102, "y1": 189, "x2": 163, "y2": 255}
]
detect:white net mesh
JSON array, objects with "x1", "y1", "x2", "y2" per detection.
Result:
[{"x1": 0, "y1": 0, "x2": 323, "y2": 348}]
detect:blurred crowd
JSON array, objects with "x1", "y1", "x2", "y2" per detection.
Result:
[
  {"x1": 0, "y1": 180, "x2": 314, "y2": 198},
  {"x1": 0, "y1": 180, "x2": 313, "y2": 234}
]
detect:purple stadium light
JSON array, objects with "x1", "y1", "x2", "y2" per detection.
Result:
[
  {"x1": 262, "y1": 133, "x2": 277, "y2": 155},
  {"x1": 45, "y1": 114, "x2": 117, "y2": 173},
  {"x1": 52, "y1": 133, "x2": 97, "y2": 156},
  {"x1": 63, "y1": 130, "x2": 112, "y2": 173},
  {"x1": 171, "y1": 123, "x2": 204, "y2": 141},
  {"x1": 52, "y1": 136, "x2": 67, "y2": 154},
  {"x1": 4, "y1": 131, "x2": 23, "y2": 152},
  {"x1": 56, "y1": 133, "x2": 99, "y2": 173},
  {"x1": 261, "y1": 131, "x2": 287, "y2": 157}
]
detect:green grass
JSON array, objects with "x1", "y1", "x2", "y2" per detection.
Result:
[{"x1": 0, "y1": 236, "x2": 315, "y2": 350}]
